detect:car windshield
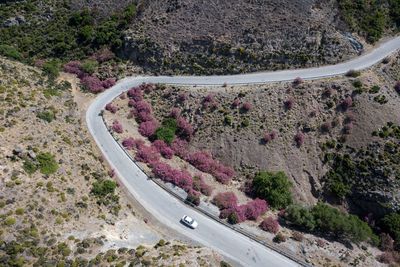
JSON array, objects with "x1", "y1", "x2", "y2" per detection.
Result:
[{"x1": 185, "y1": 216, "x2": 194, "y2": 224}]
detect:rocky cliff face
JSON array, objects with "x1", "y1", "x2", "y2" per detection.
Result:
[{"x1": 121, "y1": 0, "x2": 364, "y2": 74}]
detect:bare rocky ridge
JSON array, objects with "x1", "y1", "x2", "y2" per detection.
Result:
[{"x1": 122, "y1": 0, "x2": 364, "y2": 74}]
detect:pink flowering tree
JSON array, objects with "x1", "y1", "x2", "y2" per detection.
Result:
[
  {"x1": 127, "y1": 87, "x2": 143, "y2": 102},
  {"x1": 232, "y1": 98, "x2": 241, "y2": 108},
  {"x1": 112, "y1": 120, "x2": 123, "y2": 133},
  {"x1": 152, "y1": 140, "x2": 174, "y2": 159},
  {"x1": 293, "y1": 77, "x2": 304, "y2": 86},
  {"x1": 395, "y1": 81, "x2": 400, "y2": 94},
  {"x1": 105, "y1": 103, "x2": 118, "y2": 113},
  {"x1": 138, "y1": 120, "x2": 159, "y2": 137},
  {"x1": 135, "y1": 144, "x2": 160, "y2": 164},
  {"x1": 171, "y1": 138, "x2": 189, "y2": 159},
  {"x1": 91, "y1": 48, "x2": 115, "y2": 63},
  {"x1": 122, "y1": 137, "x2": 137, "y2": 150},
  {"x1": 81, "y1": 75, "x2": 105, "y2": 93},
  {"x1": 212, "y1": 192, "x2": 238, "y2": 210},
  {"x1": 259, "y1": 217, "x2": 280, "y2": 234},
  {"x1": 284, "y1": 98, "x2": 295, "y2": 110},
  {"x1": 341, "y1": 96, "x2": 353, "y2": 111},
  {"x1": 241, "y1": 102, "x2": 252, "y2": 112},
  {"x1": 169, "y1": 107, "x2": 181, "y2": 119},
  {"x1": 177, "y1": 117, "x2": 194, "y2": 140},
  {"x1": 178, "y1": 92, "x2": 188, "y2": 103},
  {"x1": 102, "y1": 78, "x2": 116, "y2": 89},
  {"x1": 241, "y1": 198, "x2": 268, "y2": 220},
  {"x1": 63, "y1": 61, "x2": 84, "y2": 77},
  {"x1": 294, "y1": 132, "x2": 305, "y2": 147}
]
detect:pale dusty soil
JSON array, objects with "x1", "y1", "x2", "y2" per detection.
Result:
[{"x1": 0, "y1": 57, "x2": 222, "y2": 265}]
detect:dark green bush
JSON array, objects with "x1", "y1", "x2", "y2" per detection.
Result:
[
  {"x1": 252, "y1": 171, "x2": 293, "y2": 209},
  {"x1": 155, "y1": 118, "x2": 177, "y2": 144},
  {"x1": 0, "y1": 44, "x2": 22, "y2": 60},
  {"x1": 37, "y1": 152, "x2": 59, "y2": 175},
  {"x1": 382, "y1": 213, "x2": 400, "y2": 244},
  {"x1": 91, "y1": 180, "x2": 117, "y2": 197},
  {"x1": 37, "y1": 110, "x2": 56, "y2": 123},
  {"x1": 284, "y1": 203, "x2": 377, "y2": 244}
]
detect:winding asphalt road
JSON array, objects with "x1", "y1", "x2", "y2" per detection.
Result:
[{"x1": 86, "y1": 36, "x2": 400, "y2": 267}]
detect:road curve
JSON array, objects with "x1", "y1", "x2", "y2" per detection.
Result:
[{"x1": 86, "y1": 36, "x2": 400, "y2": 267}]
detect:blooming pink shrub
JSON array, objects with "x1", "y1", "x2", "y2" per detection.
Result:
[
  {"x1": 112, "y1": 120, "x2": 123, "y2": 133},
  {"x1": 34, "y1": 59, "x2": 45, "y2": 68},
  {"x1": 63, "y1": 61, "x2": 84, "y2": 77},
  {"x1": 260, "y1": 217, "x2": 280, "y2": 234},
  {"x1": 345, "y1": 112, "x2": 355, "y2": 123},
  {"x1": 177, "y1": 117, "x2": 194, "y2": 139},
  {"x1": 187, "y1": 151, "x2": 235, "y2": 184},
  {"x1": 320, "y1": 122, "x2": 332, "y2": 133},
  {"x1": 192, "y1": 175, "x2": 213, "y2": 196},
  {"x1": 169, "y1": 107, "x2": 181, "y2": 119},
  {"x1": 135, "y1": 144, "x2": 160, "y2": 164},
  {"x1": 341, "y1": 96, "x2": 353, "y2": 110},
  {"x1": 105, "y1": 103, "x2": 118, "y2": 113},
  {"x1": 219, "y1": 206, "x2": 246, "y2": 224},
  {"x1": 177, "y1": 92, "x2": 188, "y2": 102},
  {"x1": 171, "y1": 138, "x2": 189, "y2": 159},
  {"x1": 241, "y1": 198, "x2": 268, "y2": 220},
  {"x1": 213, "y1": 192, "x2": 238, "y2": 210},
  {"x1": 284, "y1": 98, "x2": 295, "y2": 110},
  {"x1": 81, "y1": 75, "x2": 104, "y2": 93},
  {"x1": 122, "y1": 137, "x2": 137, "y2": 150},
  {"x1": 270, "y1": 130, "x2": 277, "y2": 140},
  {"x1": 241, "y1": 102, "x2": 252, "y2": 112},
  {"x1": 152, "y1": 140, "x2": 174, "y2": 159},
  {"x1": 140, "y1": 83, "x2": 155, "y2": 94},
  {"x1": 139, "y1": 120, "x2": 159, "y2": 137},
  {"x1": 263, "y1": 130, "x2": 277, "y2": 143},
  {"x1": 343, "y1": 122, "x2": 353, "y2": 134},
  {"x1": 150, "y1": 161, "x2": 193, "y2": 192},
  {"x1": 294, "y1": 132, "x2": 305, "y2": 147},
  {"x1": 293, "y1": 77, "x2": 304, "y2": 86},
  {"x1": 232, "y1": 98, "x2": 241, "y2": 108},
  {"x1": 91, "y1": 48, "x2": 115, "y2": 63},
  {"x1": 136, "y1": 111, "x2": 155, "y2": 123},
  {"x1": 127, "y1": 87, "x2": 143, "y2": 102},
  {"x1": 102, "y1": 78, "x2": 116, "y2": 89},
  {"x1": 202, "y1": 93, "x2": 216, "y2": 108},
  {"x1": 134, "y1": 100, "x2": 152, "y2": 114},
  {"x1": 395, "y1": 81, "x2": 400, "y2": 94},
  {"x1": 186, "y1": 189, "x2": 201, "y2": 206},
  {"x1": 200, "y1": 180, "x2": 213, "y2": 196}
]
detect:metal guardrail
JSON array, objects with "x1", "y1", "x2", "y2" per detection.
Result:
[{"x1": 101, "y1": 114, "x2": 312, "y2": 267}]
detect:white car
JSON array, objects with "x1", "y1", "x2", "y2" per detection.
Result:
[{"x1": 181, "y1": 215, "x2": 198, "y2": 229}]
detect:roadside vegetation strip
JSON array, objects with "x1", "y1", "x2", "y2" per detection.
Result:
[{"x1": 100, "y1": 114, "x2": 311, "y2": 267}]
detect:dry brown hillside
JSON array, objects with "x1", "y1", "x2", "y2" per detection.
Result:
[{"x1": 0, "y1": 57, "x2": 222, "y2": 266}]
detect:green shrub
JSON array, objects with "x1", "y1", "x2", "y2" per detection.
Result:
[
  {"x1": 81, "y1": 59, "x2": 98, "y2": 74},
  {"x1": 284, "y1": 205, "x2": 316, "y2": 231},
  {"x1": 323, "y1": 154, "x2": 355, "y2": 199},
  {"x1": 0, "y1": 44, "x2": 22, "y2": 60},
  {"x1": 284, "y1": 203, "x2": 377, "y2": 244},
  {"x1": 252, "y1": 171, "x2": 293, "y2": 209},
  {"x1": 155, "y1": 118, "x2": 177, "y2": 144},
  {"x1": 37, "y1": 152, "x2": 59, "y2": 175},
  {"x1": 381, "y1": 213, "x2": 400, "y2": 244},
  {"x1": 4, "y1": 217, "x2": 16, "y2": 226},
  {"x1": 37, "y1": 110, "x2": 55, "y2": 123},
  {"x1": 42, "y1": 60, "x2": 61, "y2": 79},
  {"x1": 15, "y1": 208, "x2": 24, "y2": 215},
  {"x1": 91, "y1": 180, "x2": 117, "y2": 197},
  {"x1": 23, "y1": 159, "x2": 38, "y2": 174}
]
